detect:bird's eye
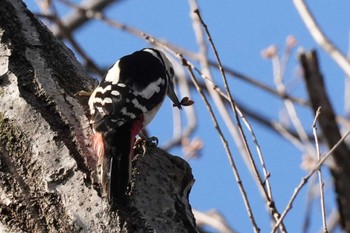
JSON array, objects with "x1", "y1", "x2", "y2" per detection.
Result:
[{"x1": 169, "y1": 67, "x2": 175, "y2": 76}]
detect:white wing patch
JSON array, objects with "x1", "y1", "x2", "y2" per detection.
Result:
[
  {"x1": 90, "y1": 106, "x2": 104, "y2": 117},
  {"x1": 111, "y1": 90, "x2": 120, "y2": 96},
  {"x1": 95, "y1": 85, "x2": 112, "y2": 94},
  {"x1": 131, "y1": 98, "x2": 148, "y2": 113},
  {"x1": 88, "y1": 88, "x2": 98, "y2": 115},
  {"x1": 92, "y1": 97, "x2": 113, "y2": 105},
  {"x1": 105, "y1": 60, "x2": 120, "y2": 84},
  {"x1": 101, "y1": 98, "x2": 113, "y2": 105},
  {"x1": 121, "y1": 107, "x2": 136, "y2": 119},
  {"x1": 134, "y1": 77, "x2": 164, "y2": 99},
  {"x1": 93, "y1": 97, "x2": 103, "y2": 103}
]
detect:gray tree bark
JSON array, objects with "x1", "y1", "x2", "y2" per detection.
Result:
[{"x1": 0, "y1": 0, "x2": 197, "y2": 232}]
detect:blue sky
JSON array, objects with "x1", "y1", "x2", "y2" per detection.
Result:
[{"x1": 25, "y1": 1, "x2": 350, "y2": 232}]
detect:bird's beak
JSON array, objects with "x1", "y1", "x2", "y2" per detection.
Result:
[{"x1": 167, "y1": 84, "x2": 182, "y2": 110}]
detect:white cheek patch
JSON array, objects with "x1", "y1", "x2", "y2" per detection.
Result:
[
  {"x1": 104, "y1": 60, "x2": 120, "y2": 85},
  {"x1": 135, "y1": 77, "x2": 163, "y2": 99}
]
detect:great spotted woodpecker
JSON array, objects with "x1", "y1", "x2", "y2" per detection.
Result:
[{"x1": 89, "y1": 48, "x2": 182, "y2": 206}]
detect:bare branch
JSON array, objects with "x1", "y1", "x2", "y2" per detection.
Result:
[
  {"x1": 293, "y1": 0, "x2": 350, "y2": 78},
  {"x1": 302, "y1": 175, "x2": 317, "y2": 233},
  {"x1": 270, "y1": 47, "x2": 314, "y2": 156},
  {"x1": 312, "y1": 107, "x2": 328, "y2": 233},
  {"x1": 188, "y1": 0, "x2": 251, "y2": 168},
  {"x1": 162, "y1": 55, "x2": 198, "y2": 152},
  {"x1": 300, "y1": 50, "x2": 350, "y2": 230},
  {"x1": 321, "y1": 210, "x2": 339, "y2": 233},
  {"x1": 53, "y1": 0, "x2": 121, "y2": 37},
  {"x1": 272, "y1": 128, "x2": 350, "y2": 232},
  {"x1": 178, "y1": 54, "x2": 260, "y2": 232},
  {"x1": 193, "y1": 209, "x2": 237, "y2": 233},
  {"x1": 194, "y1": 6, "x2": 285, "y2": 232},
  {"x1": 38, "y1": 1, "x2": 104, "y2": 77}
]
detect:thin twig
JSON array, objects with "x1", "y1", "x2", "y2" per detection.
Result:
[
  {"x1": 53, "y1": 0, "x2": 119, "y2": 37},
  {"x1": 344, "y1": 32, "x2": 350, "y2": 115},
  {"x1": 188, "y1": 0, "x2": 250, "y2": 166},
  {"x1": 273, "y1": 121, "x2": 309, "y2": 152},
  {"x1": 178, "y1": 53, "x2": 260, "y2": 233},
  {"x1": 302, "y1": 175, "x2": 317, "y2": 233},
  {"x1": 300, "y1": 50, "x2": 350, "y2": 230},
  {"x1": 162, "y1": 56, "x2": 197, "y2": 151},
  {"x1": 190, "y1": 2, "x2": 262, "y2": 231},
  {"x1": 320, "y1": 210, "x2": 339, "y2": 233},
  {"x1": 272, "y1": 127, "x2": 350, "y2": 232},
  {"x1": 211, "y1": 60, "x2": 309, "y2": 107},
  {"x1": 194, "y1": 7, "x2": 285, "y2": 232},
  {"x1": 40, "y1": 1, "x2": 104, "y2": 77},
  {"x1": 271, "y1": 51, "x2": 314, "y2": 157},
  {"x1": 172, "y1": 62, "x2": 315, "y2": 146},
  {"x1": 193, "y1": 209, "x2": 237, "y2": 233},
  {"x1": 312, "y1": 107, "x2": 328, "y2": 233},
  {"x1": 293, "y1": 0, "x2": 350, "y2": 79}
]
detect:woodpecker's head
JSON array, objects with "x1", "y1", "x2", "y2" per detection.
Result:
[{"x1": 143, "y1": 48, "x2": 182, "y2": 110}]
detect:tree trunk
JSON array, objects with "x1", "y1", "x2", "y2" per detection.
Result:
[{"x1": 0, "y1": 1, "x2": 197, "y2": 232}]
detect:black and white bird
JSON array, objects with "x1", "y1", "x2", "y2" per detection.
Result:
[{"x1": 88, "y1": 48, "x2": 182, "y2": 206}]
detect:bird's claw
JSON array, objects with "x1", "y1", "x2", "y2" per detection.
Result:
[{"x1": 134, "y1": 138, "x2": 144, "y2": 148}]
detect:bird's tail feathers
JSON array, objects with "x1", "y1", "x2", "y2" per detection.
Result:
[
  {"x1": 109, "y1": 144, "x2": 131, "y2": 206},
  {"x1": 92, "y1": 127, "x2": 132, "y2": 207}
]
